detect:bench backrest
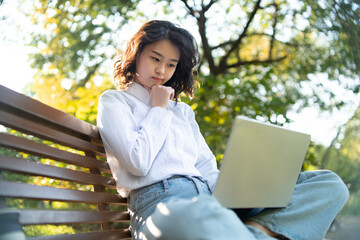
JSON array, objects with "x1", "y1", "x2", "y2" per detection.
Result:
[{"x1": 0, "y1": 85, "x2": 131, "y2": 239}]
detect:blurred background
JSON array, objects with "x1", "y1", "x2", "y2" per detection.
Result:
[{"x1": 1, "y1": 0, "x2": 359, "y2": 238}]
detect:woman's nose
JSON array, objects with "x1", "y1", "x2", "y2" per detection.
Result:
[{"x1": 156, "y1": 63, "x2": 165, "y2": 75}]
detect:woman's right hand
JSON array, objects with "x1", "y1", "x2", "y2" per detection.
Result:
[{"x1": 149, "y1": 85, "x2": 175, "y2": 109}]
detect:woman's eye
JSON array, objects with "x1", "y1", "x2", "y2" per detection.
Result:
[
  {"x1": 152, "y1": 57, "x2": 160, "y2": 62},
  {"x1": 169, "y1": 63, "x2": 176, "y2": 68}
]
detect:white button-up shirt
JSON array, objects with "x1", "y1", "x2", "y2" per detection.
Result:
[{"x1": 97, "y1": 82, "x2": 219, "y2": 197}]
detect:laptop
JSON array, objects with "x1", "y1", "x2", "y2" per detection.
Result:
[{"x1": 212, "y1": 116, "x2": 311, "y2": 208}]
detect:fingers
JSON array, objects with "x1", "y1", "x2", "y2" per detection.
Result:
[
  {"x1": 149, "y1": 85, "x2": 174, "y2": 109},
  {"x1": 169, "y1": 90, "x2": 174, "y2": 100}
]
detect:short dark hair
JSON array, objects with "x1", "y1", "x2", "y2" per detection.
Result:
[{"x1": 113, "y1": 20, "x2": 200, "y2": 99}]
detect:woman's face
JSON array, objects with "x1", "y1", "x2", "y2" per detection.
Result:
[{"x1": 134, "y1": 39, "x2": 180, "y2": 90}]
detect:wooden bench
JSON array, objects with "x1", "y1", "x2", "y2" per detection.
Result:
[{"x1": 0, "y1": 85, "x2": 131, "y2": 239}]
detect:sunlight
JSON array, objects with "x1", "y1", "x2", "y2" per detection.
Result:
[
  {"x1": 0, "y1": 125, "x2": 6, "y2": 132},
  {"x1": 61, "y1": 78, "x2": 72, "y2": 90},
  {"x1": 145, "y1": 216, "x2": 162, "y2": 238},
  {"x1": 157, "y1": 202, "x2": 170, "y2": 216}
]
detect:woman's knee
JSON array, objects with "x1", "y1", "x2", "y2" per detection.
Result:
[
  {"x1": 140, "y1": 195, "x2": 253, "y2": 240},
  {"x1": 305, "y1": 170, "x2": 349, "y2": 205},
  {"x1": 327, "y1": 170, "x2": 349, "y2": 205}
]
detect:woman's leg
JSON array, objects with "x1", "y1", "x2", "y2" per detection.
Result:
[
  {"x1": 128, "y1": 176, "x2": 211, "y2": 239},
  {"x1": 141, "y1": 195, "x2": 278, "y2": 240},
  {"x1": 136, "y1": 171, "x2": 348, "y2": 240},
  {"x1": 247, "y1": 170, "x2": 349, "y2": 240}
]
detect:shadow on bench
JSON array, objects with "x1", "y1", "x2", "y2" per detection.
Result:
[{"x1": 0, "y1": 85, "x2": 131, "y2": 239}]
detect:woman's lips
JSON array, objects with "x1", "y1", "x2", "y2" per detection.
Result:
[{"x1": 153, "y1": 77, "x2": 163, "y2": 82}]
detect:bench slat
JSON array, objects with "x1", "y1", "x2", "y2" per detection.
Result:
[
  {"x1": 0, "y1": 133, "x2": 110, "y2": 173},
  {"x1": 28, "y1": 229, "x2": 131, "y2": 240},
  {"x1": 0, "y1": 85, "x2": 131, "y2": 237},
  {"x1": 0, "y1": 85, "x2": 100, "y2": 141},
  {"x1": 18, "y1": 209, "x2": 130, "y2": 225},
  {"x1": 0, "y1": 155, "x2": 116, "y2": 188},
  {"x1": 0, "y1": 181, "x2": 126, "y2": 205},
  {"x1": 0, "y1": 109, "x2": 105, "y2": 156}
]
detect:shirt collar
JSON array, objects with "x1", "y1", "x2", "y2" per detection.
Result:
[{"x1": 125, "y1": 82, "x2": 151, "y2": 106}]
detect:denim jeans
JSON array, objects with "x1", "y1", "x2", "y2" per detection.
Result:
[
  {"x1": 128, "y1": 170, "x2": 349, "y2": 240},
  {"x1": 128, "y1": 175, "x2": 211, "y2": 239}
]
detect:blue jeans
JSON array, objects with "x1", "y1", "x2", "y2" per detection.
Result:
[{"x1": 128, "y1": 171, "x2": 349, "y2": 240}]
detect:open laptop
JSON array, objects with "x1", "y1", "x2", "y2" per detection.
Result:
[{"x1": 212, "y1": 116, "x2": 311, "y2": 208}]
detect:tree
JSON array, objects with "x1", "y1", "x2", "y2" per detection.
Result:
[
  {"x1": 25, "y1": 0, "x2": 360, "y2": 164},
  {"x1": 322, "y1": 104, "x2": 360, "y2": 192},
  {"x1": 27, "y1": 0, "x2": 138, "y2": 94},
  {"x1": 305, "y1": 0, "x2": 360, "y2": 82}
]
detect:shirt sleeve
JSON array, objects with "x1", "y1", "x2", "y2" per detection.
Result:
[
  {"x1": 184, "y1": 105, "x2": 219, "y2": 192},
  {"x1": 97, "y1": 91, "x2": 173, "y2": 176}
]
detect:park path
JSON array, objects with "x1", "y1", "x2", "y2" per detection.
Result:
[{"x1": 325, "y1": 217, "x2": 360, "y2": 240}]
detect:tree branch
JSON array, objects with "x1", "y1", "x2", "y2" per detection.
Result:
[
  {"x1": 211, "y1": 39, "x2": 237, "y2": 50},
  {"x1": 269, "y1": 2, "x2": 279, "y2": 60},
  {"x1": 180, "y1": 0, "x2": 196, "y2": 16},
  {"x1": 247, "y1": 32, "x2": 304, "y2": 47},
  {"x1": 217, "y1": 0, "x2": 262, "y2": 74},
  {"x1": 227, "y1": 54, "x2": 288, "y2": 69},
  {"x1": 196, "y1": 2, "x2": 216, "y2": 73},
  {"x1": 202, "y1": 0, "x2": 216, "y2": 12},
  {"x1": 211, "y1": 32, "x2": 300, "y2": 51},
  {"x1": 321, "y1": 104, "x2": 360, "y2": 168}
]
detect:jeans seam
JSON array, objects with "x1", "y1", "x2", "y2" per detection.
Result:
[{"x1": 135, "y1": 188, "x2": 169, "y2": 216}]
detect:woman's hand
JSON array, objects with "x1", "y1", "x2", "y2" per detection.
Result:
[{"x1": 149, "y1": 85, "x2": 175, "y2": 109}]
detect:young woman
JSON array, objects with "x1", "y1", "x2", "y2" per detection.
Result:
[{"x1": 97, "y1": 20, "x2": 349, "y2": 240}]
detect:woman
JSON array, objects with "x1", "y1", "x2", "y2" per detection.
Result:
[{"x1": 97, "y1": 20, "x2": 349, "y2": 240}]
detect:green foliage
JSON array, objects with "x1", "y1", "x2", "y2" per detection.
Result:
[
  {"x1": 3, "y1": 0, "x2": 358, "y2": 230},
  {"x1": 28, "y1": 0, "x2": 139, "y2": 89},
  {"x1": 23, "y1": 0, "x2": 360, "y2": 178},
  {"x1": 323, "y1": 106, "x2": 360, "y2": 193},
  {"x1": 183, "y1": 68, "x2": 301, "y2": 163},
  {"x1": 340, "y1": 190, "x2": 360, "y2": 217},
  {"x1": 28, "y1": 76, "x2": 114, "y2": 124},
  {"x1": 304, "y1": 0, "x2": 360, "y2": 80},
  {"x1": 23, "y1": 225, "x2": 75, "y2": 237},
  {"x1": 302, "y1": 142, "x2": 323, "y2": 170}
]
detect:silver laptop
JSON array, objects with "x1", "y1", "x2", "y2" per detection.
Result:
[{"x1": 212, "y1": 116, "x2": 311, "y2": 208}]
